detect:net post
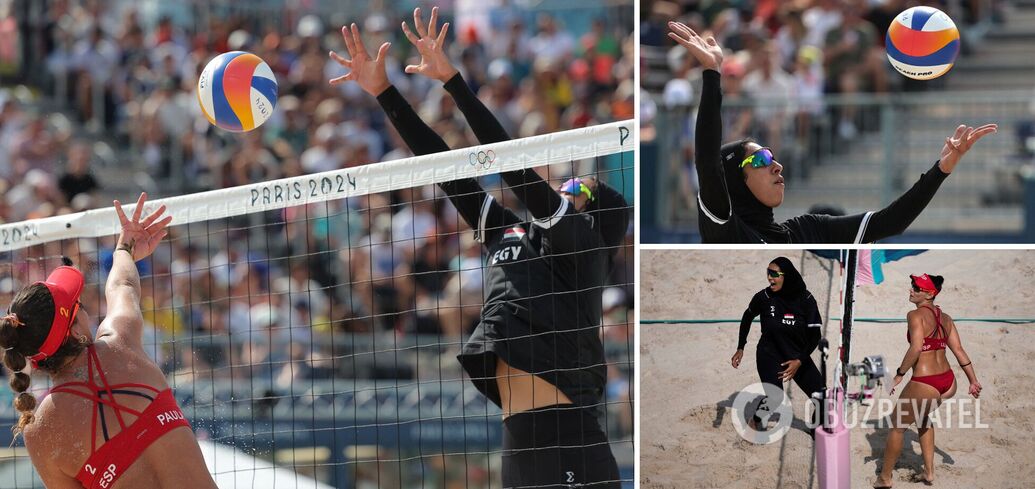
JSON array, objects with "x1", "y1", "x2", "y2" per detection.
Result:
[{"x1": 840, "y1": 250, "x2": 857, "y2": 391}]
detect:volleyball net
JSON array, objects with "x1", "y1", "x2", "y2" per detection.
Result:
[{"x1": 0, "y1": 121, "x2": 635, "y2": 488}]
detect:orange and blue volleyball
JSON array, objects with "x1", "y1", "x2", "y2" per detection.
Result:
[
  {"x1": 197, "y1": 51, "x2": 278, "y2": 132},
  {"x1": 886, "y1": 6, "x2": 960, "y2": 80}
]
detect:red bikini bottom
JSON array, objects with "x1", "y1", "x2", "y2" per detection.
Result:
[{"x1": 911, "y1": 369, "x2": 955, "y2": 395}]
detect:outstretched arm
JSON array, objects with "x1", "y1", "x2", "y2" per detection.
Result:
[
  {"x1": 868, "y1": 124, "x2": 996, "y2": 241},
  {"x1": 587, "y1": 177, "x2": 631, "y2": 250},
  {"x1": 811, "y1": 123, "x2": 998, "y2": 243},
  {"x1": 402, "y1": 7, "x2": 510, "y2": 145},
  {"x1": 329, "y1": 21, "x2": 515, "y2": 236},
  {"x1": 99, "y1": 193, "x2": 171, "y2": 347},
  {"x1": 869, "y1": 124, "x2": 997, "y2": 241},
  {"x1": 456, "y1": 77, "x2": 563, "y2": 221},
  {"x1": 402, "y1": 7, "x2": 566, "y2": 220},
  {"x1": 329, "y1": 23, "x2": 453, "y2": 157},
  {"x1": 669, "y1": 21, "x2": 731, "y2": 222},
  {"x1": 936, "y1": 123, "x2": 997, "y2": 174},
  {"x1": 858, "y1": 161, "x2": 950, "y2": 242}
]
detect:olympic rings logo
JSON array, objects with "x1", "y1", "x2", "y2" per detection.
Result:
[{"x1": 469, "y1": 150, "x2": 496, "y2": 168}]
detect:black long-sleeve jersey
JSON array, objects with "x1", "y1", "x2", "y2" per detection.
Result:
[
  {"x1": 738, "y1": 289, "x2": 823, "y2": 361},
  {"x1": 376, "y1": 74, "x2": 626, "y2": 411},
  {"x1": 694, "y1": 69, "x2": 950, "y2": 244}
]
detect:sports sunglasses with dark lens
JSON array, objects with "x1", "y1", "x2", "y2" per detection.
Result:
[
  {"x1": 740, "y1": 148, "x2": 775, "y2": 169},
  {"x1": 767, "y1": 269, "x2": 784, "y2": 278}
]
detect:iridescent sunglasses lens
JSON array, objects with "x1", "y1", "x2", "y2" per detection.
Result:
[{"x1": 741, "y1": 148, "x2": 774, "y2": 169}]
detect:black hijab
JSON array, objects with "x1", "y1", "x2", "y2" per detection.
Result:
[
  {"x1": 720, "y1": 140, "x2": 789, "y2": 242},
  {"x1": 769, "y1": 256, "x2": 810, "y2": 314},
  {"x1": 585, "y1": 189, "x2": 630, "y2": 259}
]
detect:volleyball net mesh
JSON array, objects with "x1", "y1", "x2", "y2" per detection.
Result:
[{"x1": 0, "y1": 121, "x2": 635, "y2": 488}]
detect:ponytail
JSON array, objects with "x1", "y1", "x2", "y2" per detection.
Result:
[{"x1": 1, "y1": 316, "x2": 37, "y2": 439}]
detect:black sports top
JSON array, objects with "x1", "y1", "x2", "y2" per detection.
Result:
[
  {"x1": 695, "y1": 69, "x2": 951, "y2": 244},
  {"x1": 738, "y1": 289, "x2": 823, "y2": 361},
  {"x1": 376, "y1": 73, "x2": 628, "y2": 411}
]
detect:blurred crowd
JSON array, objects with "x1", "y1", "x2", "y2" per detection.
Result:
[
  {"x1": 640, "y1": 0, "x2": 1005, "y2": 221},
  {"x1": 0, "y1": 0, "x2": 636, "y2": 446},
  {"x1": 2, "y1": 0, "x2": 635, "y2": 197}
]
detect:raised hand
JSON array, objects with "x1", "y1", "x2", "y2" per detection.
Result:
[
  {"x1": 401, "y1": 7, "x2": 457, "y2": 83},
  {"x1": 114, "y1": 192, "x2": 172, "y2": 262},
  {"x1": 667, "y1": 21, "x2": 723, "y2": 71},
  {"x1": 938, "y1": 123, "x2": 997, "y2": 173},
  {"x1": 328, "y1": 23, "x2": 392, "y2": 96}
]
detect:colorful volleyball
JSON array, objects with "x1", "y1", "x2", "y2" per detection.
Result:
[
  {"x1": 885, "y1": 6, "x2": 960, "y2": 80},
  {"x1": 197, "y1": 51, "x2": 278, "y2": 132}
]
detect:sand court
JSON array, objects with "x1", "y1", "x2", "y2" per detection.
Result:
[{"x1": 640, "y1": 250, "x2": 1035, "y2": 488}]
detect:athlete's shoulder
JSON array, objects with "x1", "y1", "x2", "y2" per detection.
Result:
[
  {"x1": 23, "y1": 414, "x2": 82, "y2": 487},
  {"x1": 789, "y1": 211, "x2": 821, "y2": 221},
  {"x1": 783, "y1": 213, "x2": 826, "y2": 226},
  {"x1": 20, "y1": 402, "x2": 59, "y2": 459},
  {"x1": 940, "y1": 311, "x2": 957, "y2": 334},
  {"x1": 569, "y1": 210, "x2": 595, "y2": 227},
  {"x1": 554, "y1": 210, "x2": 603, "y2": 246},
  {"x1": 539, "y1": 201, "x2": 592, "y2": 229},
  {"x1": 781, "y1": 213, "x2": 830, "y2": 235}
]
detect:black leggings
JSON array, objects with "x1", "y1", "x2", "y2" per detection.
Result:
[
  {"x1": 754, "y1": 347, "x2": 825, "y2": 424},
  {"x1": 501, "y1": 405, "x2": 621, "y2": 489}
]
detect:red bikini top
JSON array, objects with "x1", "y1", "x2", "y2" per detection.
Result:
[
  {"x1": 47, "y1": 345, "x2": 191, "y2": 489},
  {"x1": 908, "y1": 305, "x2": 946, "y2": 352}
]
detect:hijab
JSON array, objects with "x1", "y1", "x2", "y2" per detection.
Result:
[
  {"x1": 769, "y1": 256, "x2": 810, "y2": 314},
  {"x1": 584, "y1": 184, "x2": 631, "y2": 265},
  {"x1": 720, "y1": 140, "x2": 789, "y2": 242}
]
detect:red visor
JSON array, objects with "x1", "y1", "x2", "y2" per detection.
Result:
[
  {"x1": 26, "y1": 266, "x2": 84, "y2": 367},
  {"x1": 910, "y1": 273, "x2": 939, "y2": 296}
]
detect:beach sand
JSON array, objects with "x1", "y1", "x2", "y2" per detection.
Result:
[{"x1": 640, "y1": 250, "x2": 1035, "y2": 488}]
